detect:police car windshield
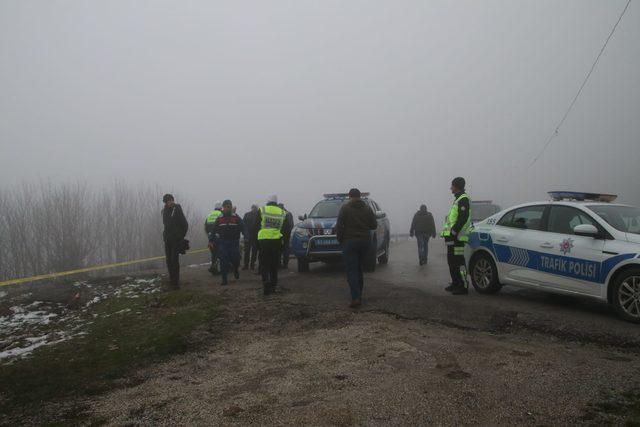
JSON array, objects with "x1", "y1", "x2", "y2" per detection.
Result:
[
  {"x1": 588, "y1": 205, "x2": 640, "y2": 235},
  {"x1": 309, "y1": 199, "x2": 347, "y2": 218}
]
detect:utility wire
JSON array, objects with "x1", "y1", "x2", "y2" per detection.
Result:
[{"x1": 531, "y1": 0, "x2": 632, "y2": 166}]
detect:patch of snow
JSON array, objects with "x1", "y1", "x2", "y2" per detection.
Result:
[
  {"x1": 188, "y1": 263, "x2": 210, "y2": 268},
  {"x1": 85, "y1": 295, "x2": 107, "y2": 307},
  {"x1": 0, "y1": 291, "x2": 7, "y2": 299},
  {"x1": 0, "y1": 335, "x2": 69, "y2": 360},
  {"x1": 134, "y1": 277, "x2": 160, "y2": 285}
]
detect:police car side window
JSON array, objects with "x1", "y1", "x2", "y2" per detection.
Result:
[
  {"x1": 548, "y1": 206, "x2": 597, "y2": 235},
  {"x1": 497, "y1": 206, "x2": 545, "y2": 230}
]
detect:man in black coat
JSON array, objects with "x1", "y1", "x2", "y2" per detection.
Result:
[
  {"x1": 410, "y1": 204, "x2": 436, "y2": 265},
  {"x1": 162, "y1": 194, "x2": 188, "y2": 289},
  {"x1": 242, "y1": 204, "x2": 259, "y2": 270},
  {"x1": 278, "y1": 203, "x2": 294, "y2": 268}
]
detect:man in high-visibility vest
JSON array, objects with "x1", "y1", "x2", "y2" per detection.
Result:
[
  {"x1": 441, "y1": 177, "x2": 472, "y2": 295},
  {"x1": 255, "y1": 194, "x2": 290, "y2": 295},
  {"x1": 204, "y1": 201, "x2": 223, "y2": 274}
]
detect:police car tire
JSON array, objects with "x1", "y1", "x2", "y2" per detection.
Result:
[
  {"x1": 470, "y1": 253, "x2": 502, "y2": 294},
  {"x1": 297, "y1": 257, "x2": 310, "y2": 273},
  {"x1": 378, "y1": 237, "x2": 389, "y2": 265},
  {"x1": 611, "y1": 268, "x2": 640, "y2": 324}
]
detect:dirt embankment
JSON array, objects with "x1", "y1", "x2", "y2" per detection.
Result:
[{"x1": 2, "y1": 242, "x2": 640, "y2": 426}]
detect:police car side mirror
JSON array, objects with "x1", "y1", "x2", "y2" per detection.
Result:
[
  {"x1": 376, "y1": 211, "x2": 386, "y2": 219},
  {"x1": 298, "y1": 214, "x2": 307, "y2": 221},
  {"x1": 573, "y1": 224, "x2": 599, "y2": 238}
]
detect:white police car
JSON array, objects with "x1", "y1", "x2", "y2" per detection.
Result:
[{"x1": 466, "y1": 192, "x2": 640, "y2": 323}]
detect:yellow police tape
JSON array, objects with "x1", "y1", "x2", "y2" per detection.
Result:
[{"x1": 0, "y1": 248, "x2": 210, "y2": 287}]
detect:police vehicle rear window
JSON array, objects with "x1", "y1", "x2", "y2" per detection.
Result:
[{"x1": 497, "y1": 205, "x2": 545, "y2": 230}]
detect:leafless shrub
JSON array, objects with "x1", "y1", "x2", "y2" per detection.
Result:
[{"x1": 0, "y1": 181, "x2": 205, "y2": 281}]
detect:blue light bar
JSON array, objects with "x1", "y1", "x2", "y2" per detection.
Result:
[{"x1": 548, "y1": 191, "x2": 617, "y2": 202}]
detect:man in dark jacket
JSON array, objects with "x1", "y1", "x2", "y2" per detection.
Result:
[
  {"x1": 278, "y1": 203, "x2": 294, "y2": 268},
  {"x1": 162, "y1": 194, "x2": 189, "y2": 289},
  {"x1": 336, "y1": 188, "x2": 378, "y2": 308},
  {"x1": 410, "y1": 204, "x2": 436, "y2": 265},
  {"x1": 212, "y1": 199, "x2": 246, "y2": 286},
  {"x1": 242, "y1": 204, "x2": 259, "y2": 270}
]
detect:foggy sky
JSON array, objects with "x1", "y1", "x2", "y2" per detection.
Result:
[{"x1": 1, "y1": 0, "x2": 639, "y2": 228}]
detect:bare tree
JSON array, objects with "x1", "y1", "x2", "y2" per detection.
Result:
[{"x1": 0, "y1": 181, "x2": 205, "y2": 281}]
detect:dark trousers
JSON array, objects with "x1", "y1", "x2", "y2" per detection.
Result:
[
  {"x1": 243, "y1": 238, "x2": 258, "y2": 268},
  {"x1": 259, "y1": 239, "x2": 281, "y2": 289},
  {"x1": 342, "y1": 239, "x2": 370, "y2": 301},
  {"x1": 218, "y1": 240, "x2": 241, "y2": 284},
  {"x1": 164, "y1": 239, "x2": 181, "y2": 287},
  {"x1": 281, "y1": 234, "x2": 291, "y2": 267},
  {"x1": 209, "y1": 247, "x2": 218, "y2": 271},
  {"x1": 446, "y1": 238, "x2": 467, "y2": 288},
  {"x1": 415, "y1": 233, "x2": 430, "y2": 263}
]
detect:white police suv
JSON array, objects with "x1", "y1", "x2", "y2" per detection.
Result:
[{"x1": 466, "y1": 192, "x2": 640, "y2": 323}]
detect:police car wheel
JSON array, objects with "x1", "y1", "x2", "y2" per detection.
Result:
[
  {"x1": 612, "y1": 268, "x2": 640, "y2": 323},
  {"x1": 470, "y1": 253, "x2": 501, "y2": 294},
  {"x1": 378, "y1": 237, "x2": 389, "y2": 265}
]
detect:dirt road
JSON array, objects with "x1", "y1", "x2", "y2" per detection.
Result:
[{"x1": 86, "y1": 240, "x2": 640, "y2": 425}]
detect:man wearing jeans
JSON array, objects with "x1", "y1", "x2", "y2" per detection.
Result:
[
  {"x1": 410, "y1": 204, "x2": 436, "y2": 265},
  {"x1": 336, "y1": 188, "x2": 378, "y2": 308}
]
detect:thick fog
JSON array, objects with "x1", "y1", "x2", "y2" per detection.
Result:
[{"x1": 1, "y1": 0, "x2": 639, "y2": 229}]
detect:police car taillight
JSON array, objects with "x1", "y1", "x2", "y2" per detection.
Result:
[{"x1": 548, "y1": 191, "x2": 617, "y2": 203}]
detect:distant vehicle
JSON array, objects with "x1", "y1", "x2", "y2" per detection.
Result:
[
  {"x1": 291, "y1": 193, "x2": 391, "y2": 273},
  {"x1": 471, "y1": 200, "x2": 501, "y2": 223},
  {"x1": 466, "y1": 191, "x2": 640, "y2": 323}
]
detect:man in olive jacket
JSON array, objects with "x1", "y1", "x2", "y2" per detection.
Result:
[
  {"x1": 336, "y1": 188, "x2": 378, "y2": 308},
  {"x1": 410, "y1": 204, "x2": 436, "y2": 265}
]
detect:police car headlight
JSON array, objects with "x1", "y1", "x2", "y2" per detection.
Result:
[{"x1": 294, "y1": 227, "x2": 310, "y2": 238}]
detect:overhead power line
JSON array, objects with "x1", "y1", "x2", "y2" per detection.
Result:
[{"x1": 530, "y1": 0, "x2": 632, "y2": 166}]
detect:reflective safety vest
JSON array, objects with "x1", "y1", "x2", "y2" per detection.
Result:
[
  {"x1": 205, "y1": 209, "x2": 222, "y2": 224},
  {"x1": 441, "y1": 193, "x2": 472, "y2": 242},
  {"x1": 258, "y1": 205, "x2": 286, "y2": 240}
]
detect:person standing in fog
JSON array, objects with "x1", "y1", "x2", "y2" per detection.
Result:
[
  {"x1": 162, "y1": 194, "x2": 188, "y2": 289},
  {"x1": 441, "y1": 177, "x2": 472, "y2": 295},
  {"x1": 279, "y1": 203, "x2": 294, "y2": 269},
  {"x1": 336, "y1": 188, "x2": 377, "y2": 308},
  {"x1": 212, "y1": 199, "x2": 246, "y2": 286},
  {"x1": 242, "y1": 204, "x2": 260, "y2": 270},
  {"x1": 410, "y1": 204, "x2": 436, "y2": 265},
  {"x1": 256, "y1": 195, "x2": 289, "y2": 295}
]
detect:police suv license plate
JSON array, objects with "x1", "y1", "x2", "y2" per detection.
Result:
[{"x1": 315, "y1": 238, "x2": 339, "y2": 246}]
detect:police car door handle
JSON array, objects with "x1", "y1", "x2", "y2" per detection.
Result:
[{"x1": 540, "y1": 242, "x2": 554, "y2": 248}]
